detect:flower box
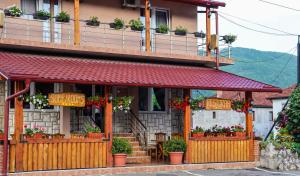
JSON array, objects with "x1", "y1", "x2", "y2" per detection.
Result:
[
  {"x1": 52, "y1": 134, "x2": 65, "y2": 139},
  {"x1": 87, "y1": 132, "x2": 104, "y2": 139},
  {"x1": 33, "y1": 133, "x2": 45, "y2": 139},
  {"x1": 233, "y1": 132, "x2": 246, "y2": 137},
  {"x1": 191, "y1": 132, "x2": 204, "y2": 138}
]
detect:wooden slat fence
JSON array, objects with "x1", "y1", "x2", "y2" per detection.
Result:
[
  {"x1": 189, "y1": 139, "x2": 254, "y2": 163},
  {"x1": 9, "y1": 139, "x2": 107, "y2": 173}
]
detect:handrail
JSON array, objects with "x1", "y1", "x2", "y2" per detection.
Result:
[
  {"x1": 128, "y1": 110, "x2": 148, "y2": 148},
  {"x1": 129, "y1": 110, "x2": 147, "y2": 130}
]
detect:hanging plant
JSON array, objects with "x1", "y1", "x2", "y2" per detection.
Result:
[
  {"x1": 129, "y1": 19, "x2": 144, "y2": 31},
  {"x1": 5, "y1": 6, "x2": 22, "y2": 17},
  {"x1": 231, "y1": 99, "x2": 246, "y2": 112},
  {"x1": 55, "y1": 11, "x2": 70, "y2": 23},
  {"x1": 190, "y1": 97, "x2": 205, "y2": 110},
  {"x1": 174, "y1": 26, "x2": 187, "y2": 36},
  {"x1": 86, "y1": 96, "x2": 106, "y2": 108},
  {"x1": 223, "y1": 34, "x2": 237, "y2": 44},
  {"x1": 156, "y1": 24, "x2": 169, "y2": 34},
  {"x1": 86, "y1": 16, "x2": 100, "y2": 26},
  {"x1": 33, "y1": 10, "x2": 51, "y2": 20},
  {"x1": 113, "y1": 96, "x2": 134, "y2": 113},
  {"x1": 23, "y1": 93, "x2": 49, "y2": 109},
  {"x1": 170, "y1": 98, "x2": 188, "y2": 111},
  {"x1": 110, "y1": 18, "x2": 125, "y2": 30}
]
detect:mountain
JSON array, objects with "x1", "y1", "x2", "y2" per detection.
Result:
[{"x1": 221, "y1": 47, "x2": 297, "y2": 88}]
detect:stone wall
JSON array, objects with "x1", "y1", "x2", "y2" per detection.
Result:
[{"x1": 254, "y1": 140, "x2": 261, "y2": 162}]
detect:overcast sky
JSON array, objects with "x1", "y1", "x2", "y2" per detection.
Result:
[{"x1": 198, "y1": 0, "x2": 300, "y2": 54}]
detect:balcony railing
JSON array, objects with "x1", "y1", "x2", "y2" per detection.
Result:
[{"x1": 0, "y1": 16, "x2": 232, "y2": 57}]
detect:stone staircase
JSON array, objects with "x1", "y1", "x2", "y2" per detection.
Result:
[{"x1": 113, "y1": 133, "x2": 151, "y2": 164}]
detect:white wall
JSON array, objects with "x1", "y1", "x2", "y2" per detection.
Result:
[
  {"x1": 272, "y1": 99, "x2": 288, "y2": 120},
  {"x1": 252, "y1": 107, "x2": 273, "y2": 138}
]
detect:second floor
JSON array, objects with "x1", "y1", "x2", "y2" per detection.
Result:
[{"x1": 0, "y1": 0, "x2": 233, "y2": 66}]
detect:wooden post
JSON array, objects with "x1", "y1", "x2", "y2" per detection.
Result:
[
  {"x1": 206, "y1": 7, "x2": 211, "y2": 57},
  {"x1": 50, "y1": 0, "x2": 55, "y2": 43},
  {"x1": 74, "y1": 0, "x2": 80, "y2": 45},
  {"x1": 14, "y1": 81, "x2": 24, "y2": 171},
  {"x1": 245, "y1": 91, "x2": 253, "y2": 138},
  {"x1": 104, "y1": 86, "x2": 113, "y2": 167},
  {"x1": 183, "y1": 89, "x2": 191, "y2": 163},
  {"x1": 145, "y1": 0, "x2": 151, "y2": 52}
]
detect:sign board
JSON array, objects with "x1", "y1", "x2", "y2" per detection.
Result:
[
  {"x1": 205, "y1": 98, "x2": 232, "y2": 110},
  {"x1": 48, "y1": 93, "x2": 85, "y2": 107}
]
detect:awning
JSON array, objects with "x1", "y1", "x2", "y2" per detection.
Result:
[{"x1": 0, "y1": 52, "x2": 280, "y2": 92}]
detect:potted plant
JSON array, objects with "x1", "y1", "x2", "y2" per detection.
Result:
[
  {"x1": 33, "y1": 10, "x2": 51, "y2": 20},
  {"x1": 156, "y1": 24, "x2": 169, "y2": 34},
  {"x1": 212, "y1": 125, "x2": 226, "y2": 137},
  {"x1": 129, "y1": 19, "x2": 144, "y2": 31},
  {"x1": 84, "y1": 123, "x2": 103, "y2": 139},
  {"x1": 163, "y1": 138, "x2": 186, "y2": 165},
  {"x1": 191, "y1": 126, "x2": 204, "y2": 138},
  {"x1": 223, "y1": 34, "x2": 237, "y2": 45},
  {"x1": 24, "y1": 125, "x2": 46, "y2": 139},
  {"x1": 232, "y1": 99, "x2": 246, "y2": 113},
  {"x1": 23, "y1": 93, "x2": 49, "y2": 109},
  {"x1": 113, "y1": 96, "x2": 133, "y2": 113},
  {"x1": 55, "y1": 11, "x2": 70, "y2": 23},
  {"x1": 52, "y1": 133, "x2": 65, "y2": 139},
  {"x1": 194, "y1": 31, "x2": 206, "y2": 38},
  {"x1": 204, "y1": 129, "x2": 215, "y2": 138},
  {"x1": 110, "y1": 18, "x2": 125, "y2": 30},
  {"x1": 0, "y1": 130, "x2": 4, "y2": 140},
  {"x1": 112, "y1": 138, "x2": 132, "y2": 167},
  {"x1": 231, "y1": 124, "x2": 246, "y2": 137},
  {"x1": 174, "y1": 26, "x2": 187, "y2": 36},
  {"x1": 170, "y1": 97, "x2": 188, "y2": 111},
  {"x1": 86, "y1": 16, "x2": 100, "y2": 26},
  {"x1": 4, "y1": 6, "x2": 22, "y2": 17}
]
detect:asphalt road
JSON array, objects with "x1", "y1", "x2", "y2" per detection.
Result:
[{"x1": 102, "y1": 168, "x2": 300, "y2": 176}]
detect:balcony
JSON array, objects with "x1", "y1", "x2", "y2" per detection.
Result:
[{"x1": 0, "y1": 16, "x2": 233, "y2": 66}]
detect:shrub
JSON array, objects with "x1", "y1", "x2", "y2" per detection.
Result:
[
  {"x1": 56, "y1": 11, "x2": 70, "y2": 22},
  {"x1": 163, "y1": 138, "x2": 186, "y2": 155},
  {"x1": 112, "y1": 138, "x2": 132, "y2": 154},
  {"x1": 129, "y1": 19, "x2": 144, "y2": 31},
  {"x1": 286, "y1": 86, "x2": 300, "y2": 142},
  {"x1": 156, "y1": 24, "x2": 169, "y2": 34},
  {"x1": 84, "y1": 123, "x2": 101, "y2": 133}
]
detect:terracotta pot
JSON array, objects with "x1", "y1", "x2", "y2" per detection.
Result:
[
  {"x1": 191, "y1": 132, "x2": 204, "y2": 138},
  {"x1": 113, "y1": 154, "x2": 127, "y2": 167},
  {"x1": 87, "y1": 133, "x2": 103, "y2": 139},
  {"x1": 234, "y1": 132, "x2": 246, "y2": 137},
  {"x1": 169, "y1": 152, "x2": 184, "y2": 165},
  {"x1": 33, "y1": 133, "x2": 44, "y2": 139},
  {"x1": 0, "y1": 133, "x2": 4, "y2": 140}
]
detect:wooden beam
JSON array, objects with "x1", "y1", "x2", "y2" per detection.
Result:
[
  {"x1": 74, "y1": 0, "x2": 80, "y2": 45},
  {"x1": 183, "y1": 89, "x2": 191, "y2": 163},
  {"x1": 50, "y1": 0, "x2": 55, "y2": 43},
  {"x1": 104, "y1": 86, "x2": 113, "y2": 167},
  {"x1": 145, "y1": 0, "x2": 151, "y2": 53},
  {"x1": 14, "y1": 81, "x2": 24, "y2": 171},
  {"x1": 206, "y1": 8, "x2": 211, "y2": 57},
  {"x1": 245, "y1": 91, "x2": 253, "y2": 138}
]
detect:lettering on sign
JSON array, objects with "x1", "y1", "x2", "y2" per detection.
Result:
[
  {"x1": 48, "y1": 93, "x2": 85, "y2": 107},
  {"x1": 205, "y1": 98, "x2": 232, "y2": 110}
]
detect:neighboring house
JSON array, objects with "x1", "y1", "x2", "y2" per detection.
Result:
[
  {"x1": 0, "y1": 0, "x2": 281, "y2": 175},
  {"x1": 193, "y1": 91, "x2": 278, "y2": 138}
]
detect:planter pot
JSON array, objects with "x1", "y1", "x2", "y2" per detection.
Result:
[
  {"x1": 113, "y1": 154, "x2": 127, "y2": 167},
  {"x1": 156, "y1": 28, "x2": 168, "y2": 34},
  {"x1": 191, "y1": 132, "x2": 204, "y2": 138},
  {"x1": 24, "y1": 134, "x2": 33, "y2": 140},
  {"x1": 87, "y1": 132, "x2": 103, "y2": 139},
  {"x1": 52, "y1": 134, "x2": 65, "y2": 139},
  {"x1": 33, "y1": 14, "x2": 50, "y2": 20},
  {"x1": 130, "y1": 26, "x2": 143, "y2": 31},
  {"x1": 234, "y1": 132, "x2": 246, "y2": 137},
  {"x1": 86, "y1": 21, "x2": 100, "y2": 26},
  {"x1": 169, "y1": 152, "x2": 184, "y2": 165},
  {"x1": 0, "y1": 133, "x2": 4, "y2": 140},
  {"x1": 216, "y1": 133, "x2": 226, "y2": 137},
  {"x1": 33, "y1": 133, "x2": 44, "y2": 139},
  {"x1": 175, "y1": 31, "x2": 187, "y2": 36},
  {"x1": 109, "y1": 23, "x2": 123, "y2": 30},
  {"x1": 55, "y1": 17, "x2": 69, "y2": 23},
  {"x1": 194, "y1": 32, "x2": 205, "y2": 38}
]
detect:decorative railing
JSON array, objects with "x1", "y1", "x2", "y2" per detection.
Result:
[
  {"x1": 0, "y1": 16, "x2": 232, "y2": 57},
  {"x1": 129, "y1": 110, "x2": 148, "y2": 149}
]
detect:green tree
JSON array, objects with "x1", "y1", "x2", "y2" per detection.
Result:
[{"x1": 286, "y1": 86, "x2": 300, "y2": 142}]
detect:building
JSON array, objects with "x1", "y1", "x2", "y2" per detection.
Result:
[
  {"x1": 0, "y1": 0, "x2": 281, "y2": 175},
  {"x1": 192, "y1": 91, "x2": 278, "y2": 139}
]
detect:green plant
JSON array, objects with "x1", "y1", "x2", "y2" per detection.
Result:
[
  {"x1": 163, "y1": 138, "x2": 186, "y2": 155},
  {"x1": 113, "y1": 96, "x2": 133, "y2": 113},
  {"x1": 174, "y1": 26, "x2": 187, "y2": 35},
  {"x1": 112, "y1": 138, "x2": 132, "y2": 154},
  {"x1": 192, "y1": 126, "x2": 204, "y2": 133},
  {"x1": 56, "y1": 11, "x2": 70, "y2": 22},
  {"x1": 223, "y1": 34, "x2": 237, "y2": 44},
  {"x1": 156, "y1": 24, "x2": 169, "y2": 34},
  {"x1": 259, "y1": 141, "x2": 269, "y2": 150},
  {"x1": 0, "y1": 129, "x2": 3, "y2": 133},
  {"x1": 286, "y1": 86, "x2": 300, "y2": 142},
  {"x1": 86, "y1": 16, "x2": 100, "y2": 26},
  {"x1": 84, "y1": 123, "x2": 101, "y2": 133},
  {"x1": 112, "y1": 18, "x2": 125, "y2": 30},
  {"x1": 231, "y1": 124, "x2": 245, "y2": 132},
  {"x1": 190, "y1": 96, "x2": 205, "y2": 110},
  {"x1": 24, "y1": 93, "x2": 49, "y2": 109},
  {"x1": 129, "y1": 19, "x2": 144, "y2": 31},
  {"x1": 231, "y1": 99, "x2": 246, "y2": 112},
  {"x1": 7, "y1": 6, "x2": 22, "y2": 17},
  {"x1": 24, "y1": 125, "x2": 46, "y2": 136},
  {"x1": 34, "y1": 10, "x2": 50, "y2": 19}
]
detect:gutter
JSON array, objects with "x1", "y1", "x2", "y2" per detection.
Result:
[{"x1": 2, "y1": 79, "x2": 30, "y2": 176}]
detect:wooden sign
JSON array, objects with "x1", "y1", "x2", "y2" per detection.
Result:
[
  {"x1": 48, "y1": 93, "x2": 85, "y2": 107},
  {"x1": 205, "y1": 98, "x2": 232, "y2": 110}
]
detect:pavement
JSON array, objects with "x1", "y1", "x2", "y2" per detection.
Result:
[{"x1": 100, "y1": 168, "x2": 300, "y2": 176}]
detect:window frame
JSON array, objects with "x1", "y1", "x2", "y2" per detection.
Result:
[{"x1": 139, "y1": 87, "x2": 168, "y2": 113}]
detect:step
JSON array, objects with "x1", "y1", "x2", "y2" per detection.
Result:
[
  {"x1": 115, "y1": 136, "x2": 137, "y2": 142},
  {"x1": 126, "y1": 156, "x2": 151, "y2": 164},
  {"x1": 128, "y1": 151, "x2": 148, "y2": 157},
  {"x1": 113, "y1": 133, "x2": 134, "y2": 137},
  {"x1": 128, "y1": 141, "x2": 140, "y2": 147},
  {"x1": 132, "y1": 146, "x2": 144, "y2": 151}
]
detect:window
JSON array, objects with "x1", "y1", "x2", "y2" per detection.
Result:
[
  {"x1": 139, "y1": 87, "x2": 166, "y2": 112},
  {"x1": 21, "y1": 0, "x2": 37, "y2": 15},
  {"x1": 269, "y1": 111, "x2": 273, "y2": 121},
  {"x1": 252, "y1": 111, "x2": 256, "y2": 121},
  {"x1": 35, "y1": 82, "x2": 54, "y2": 109},
  {"x1": 155, "y1": 9, "x2": 169, "y2": 27},
  {"x1": 212, "y1": 111, "x2": 216, "y2": 119}
]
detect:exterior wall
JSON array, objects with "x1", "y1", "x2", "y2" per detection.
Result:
[
  {"x1": 192, "y1": 107, "x2": 273, "y2": 138},
  {"x1": 0, "y1": 144, "x2": 3, "y2": 172},
  {"x1": 272, "y1": 99, "x2": 288, "y2": 120},
  {"x1": 0, "y1": 81, "x2": 5, "y2": 129},
  {"x1": 0, "y1": 0, "x2": 20, "y2": 9}
]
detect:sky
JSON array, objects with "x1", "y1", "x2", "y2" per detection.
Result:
[{"x1": 198, "y1": 0, "x2": 300, "y2": 54}]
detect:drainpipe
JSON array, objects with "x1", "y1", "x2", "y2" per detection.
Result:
[{"x1": 2, "y1": 79, "x2": 31, "y2": 176}]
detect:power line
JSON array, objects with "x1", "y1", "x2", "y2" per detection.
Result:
[
  {"x1": 219, "y1": 11, "x2": 298, "y2": 36},
  {"x1": 219, "y1": 14, "x2": 297, "y2": 37},
  {"x1": 258, "y1": 0, "x2": 300, "y2": 12}
]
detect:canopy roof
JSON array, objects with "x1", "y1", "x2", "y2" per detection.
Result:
[{"x1": 0, "y1": 51, "x2": 280, "y2": 92}]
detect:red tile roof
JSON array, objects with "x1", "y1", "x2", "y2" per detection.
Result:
[
  {"x1": 0, "y1": 52, "x2": 280, "y2": 92},
  {"x1": 267, "y1": 84, "x2": 297, "y2": 100},
  {"x1": 219, "y1": 91, "x2": 279, "y2": 107}
]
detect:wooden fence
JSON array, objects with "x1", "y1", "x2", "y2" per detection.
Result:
[
  {"x1": 188, "y1": 138, "x2": 254, "y2": 163},
  {"x1": 9, "y1": 139, "x2": 107, "y2": 172}
]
